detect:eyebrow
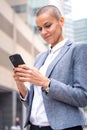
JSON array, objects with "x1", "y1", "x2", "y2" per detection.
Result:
[
  {"x1": 37, "y1": 22, "x2": 52, "y2": 28},
  {"x1": 44, "y1": 21, "x2": 52, "y2": 25}
]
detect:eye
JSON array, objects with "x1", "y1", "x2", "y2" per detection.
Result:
[
  {"x1": 45, "y1": 24, "x2": 52, "y2": 28},
  {"x1": 37, "y1": 27, "x2": 42, "y2": 32}
]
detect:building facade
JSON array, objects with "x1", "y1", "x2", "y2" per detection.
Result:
[
  {"x1": 0, "y1": 0, "x2": 46, "y2": 130},
  {"x1": 73, "y1": 18, "x2": 87, "y2": 43},
  {"x1": 6, "y1": 0, "x2": 28, "y2": 24}
]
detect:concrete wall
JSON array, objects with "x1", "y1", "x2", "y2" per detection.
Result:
[
  {"x1": 0, "y1": 0, "x2": 47, "y2": 91},
  {"x1": 0, "y1": 1, "x2": 47, "y2": 129}
]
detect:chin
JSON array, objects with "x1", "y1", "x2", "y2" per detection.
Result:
[{"x1": 46, "y1": 40, "x2": 54, "y2": 45}]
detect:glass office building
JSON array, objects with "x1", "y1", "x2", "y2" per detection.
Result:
[
  {"x1": 73, "y1": 18, "x2": 87, "y2": 43},
  {"x1": 63, "y1": 0, "x2": 73, "y2": 39}
]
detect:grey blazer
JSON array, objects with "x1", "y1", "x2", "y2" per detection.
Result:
[{"x1": 23, "y1": 39, "x2": 87, "y2": 129}]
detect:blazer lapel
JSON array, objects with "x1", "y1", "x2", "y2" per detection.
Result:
[
  {"x1": 35, "y1": 50, "x2": 49, "y2": 69},
  {"x1": 46, "y1": 40, "x2": 72, "y2": 77}
]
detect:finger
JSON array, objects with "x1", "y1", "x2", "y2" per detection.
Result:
[
  {"x1": 18, "y1": 65, "x2": 30, "y2": 70},
  {"x1": 13, "y1": 67, "x2": 28, "y2": 74}
]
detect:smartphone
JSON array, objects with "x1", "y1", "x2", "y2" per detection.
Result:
[{"x1": 9, "y1": 54, "x2": 25, "y2": 67}]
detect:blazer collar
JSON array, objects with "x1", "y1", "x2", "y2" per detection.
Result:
[
  {"x1": 46, "y1": 39, "x2": 72, "y2": 77},
  {"x1": 35, "y1": 39, "x2": 72, "y2": 77}
]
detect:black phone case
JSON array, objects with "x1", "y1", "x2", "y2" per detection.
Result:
[{"x1": 9, "y1": 54, "x2": 25, "y2": 67}]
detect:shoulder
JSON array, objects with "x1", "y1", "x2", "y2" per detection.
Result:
[
  {"x1": 65, "y1": 39, "x2": 87, "y2": 50},
  {"x1": 66, "y1": 40, "x2": 87, "y2": 60},
  {"x1": 34, "y1": 50, "x2": 48, "y2": 65},
  {"x1": 72, "y1": 41, "x2": 87, "y2": 48},
  {"x1": 73, "y1": 42, "x2": 87, "y2": 53},
  {"x1": 70, "y1": 41, "x2": 87, "y2": 54},
  {"x1": 71, "y1": 42, "x2": 87, "y2": 61}
]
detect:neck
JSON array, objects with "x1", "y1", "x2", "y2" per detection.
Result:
[{"x1": 51, "y1": 37, "x2": 64, "y2": 48}]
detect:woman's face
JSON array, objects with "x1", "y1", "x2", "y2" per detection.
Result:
[{"x1": 36, "y1": 12, "x2": 64, "y2": 47}]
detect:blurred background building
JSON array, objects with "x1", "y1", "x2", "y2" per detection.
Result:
[
  {"x1": 73, "y1": 19, "x2": 87, "y2": 43},
  {"x1": 0, "y1": 0, "x2": 87, "y2": 130},
  {"x1": 6, "y1": 0, "x2": 28, "y2": 24},
  {"x1": 0, "y1": 0, "x2": 46, "y2": 130}
]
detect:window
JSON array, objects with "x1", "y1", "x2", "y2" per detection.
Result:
[{"x1": 12, "y1": 4, "x2": 27, "y2": 13}]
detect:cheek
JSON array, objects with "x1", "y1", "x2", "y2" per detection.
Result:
[
  {"x1": 51, "y1": 28, "x2": 59, "y2": 38},
  {"x1": 50, "y1": 25, "x2": 59, "y2": 35}
]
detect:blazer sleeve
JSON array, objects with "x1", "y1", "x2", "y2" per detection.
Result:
[
  {"x1": 48, "y1": 43, "x2": 87, "y2": 107},
  {"x1": 20, "y1": 89, "x2": 30, "y2": 108}
]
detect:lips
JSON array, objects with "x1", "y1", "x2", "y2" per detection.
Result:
[{"x1": 44, "y1": 35, "x2": 51, "y2": 41}]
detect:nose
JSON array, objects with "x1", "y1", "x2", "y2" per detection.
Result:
[{"x1": 40, "y1": 28, "x2": 47, "y2": 36}]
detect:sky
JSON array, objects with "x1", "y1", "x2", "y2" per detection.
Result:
[{"x1": 72, "y1": 0, "x2": 87, "y2": 20}]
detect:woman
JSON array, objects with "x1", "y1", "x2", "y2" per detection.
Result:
[{"x1": 13, "y1": 5, "x2": 87, "y2": 130}]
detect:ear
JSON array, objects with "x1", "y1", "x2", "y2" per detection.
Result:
[{"x1": 59, "y1": 17, "x2": 64, "y2": 26}]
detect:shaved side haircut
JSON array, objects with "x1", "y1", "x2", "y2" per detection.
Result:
[{"x1": 36, "y1": 5, "x2": 62, "y2": 20}]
